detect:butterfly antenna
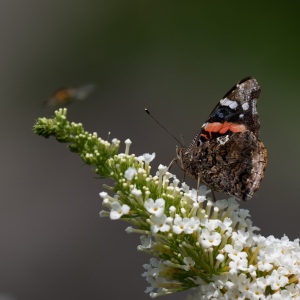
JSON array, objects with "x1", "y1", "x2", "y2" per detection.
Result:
[{"x1": 145, "y1": 108, "x2": 183, "y2": 146}]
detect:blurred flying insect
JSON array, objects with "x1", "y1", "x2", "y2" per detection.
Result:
[{"x1": 46, "y1": 83, "x2": 96, "y2": 107}]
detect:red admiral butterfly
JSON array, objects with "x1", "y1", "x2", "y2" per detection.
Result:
[{"x1": 176, "y1": 77, "x2": 267, "y2": 201}]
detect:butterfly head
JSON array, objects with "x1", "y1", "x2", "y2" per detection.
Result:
[{"x1": 175, "y1": 145, "x2": 197, "y2": 180}]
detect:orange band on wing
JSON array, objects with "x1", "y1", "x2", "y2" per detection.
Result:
[
  {"x1": 204, "y1": 121, "x2": 247, "y2": 137},
  {"x1": 201, "y1": 133, "x2": 209, "y2": 140},
  {"x1": 227, "y1": 123, "x2": 247, "y2": 133}
]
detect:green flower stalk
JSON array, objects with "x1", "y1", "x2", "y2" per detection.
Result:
[{"x1": 33, "y1": 108, "x2": 300, "y2": 299}]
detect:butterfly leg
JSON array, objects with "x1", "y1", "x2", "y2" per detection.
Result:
[
  {"x1": 168, "y1": 157, "x2": 187, "y2": 183},
  {"x1": 197, "y1": 172, "x2": 217, "y2": 202},
  {"x1": 167, "y1": 157, "x2": 177, "y2": 171}
]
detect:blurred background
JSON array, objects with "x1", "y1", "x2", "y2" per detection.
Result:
[{"x1": 1, "y1": 1, "x2": 300, "y2": 299}]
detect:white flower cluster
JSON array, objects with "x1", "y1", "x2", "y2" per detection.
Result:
[
  {"x1": 99, "y1": 141, "x2": 300, "y2": 299},
  {"x1": 187, "y1": 234, "x2": 300, "y2": 300}
]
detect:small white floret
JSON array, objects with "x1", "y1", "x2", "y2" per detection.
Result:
[
  {"x1": 110, "y1": 202, "x2": 130, "y2": 220},
  {"x1": 150, "y1": 214, "x2": 170, "y2": 233},
  {"x1": 144, "y1": 198, "x2": 165, "y2": 217},
  {"x1": 124, "y1": 167, "x2": 137, "y2": 180},
  {"x1": 183, "y1": 257, "x2": 195, "y2": 270},
  {"x1": 137, "y1": 152, "x2": 156, "y2": 163}
]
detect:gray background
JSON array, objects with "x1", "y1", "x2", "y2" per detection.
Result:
[{"x1": 1, "y1": 1, "x2": 300, "y2": 299}]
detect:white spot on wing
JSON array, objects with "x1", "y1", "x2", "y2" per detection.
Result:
[
  {"x1": 220, "y1": 98, "x2": 238, "y2": 109},
  {"x1": 242, "y1": 102, "x2": 249, "y2": 111},
  {"x1": 251, "y1": 99, "x2": 257, "y2": 114},
  {"x1": 239, "y1": 114, "x2": 244, "y2": 119},
  {"x1": 216, "y1": 135, "x2": 230, "y2": 145}
]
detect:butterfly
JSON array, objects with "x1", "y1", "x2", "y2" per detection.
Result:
[{"x1": 176, "y1": 77, "x2": 267, "y2": 201}]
